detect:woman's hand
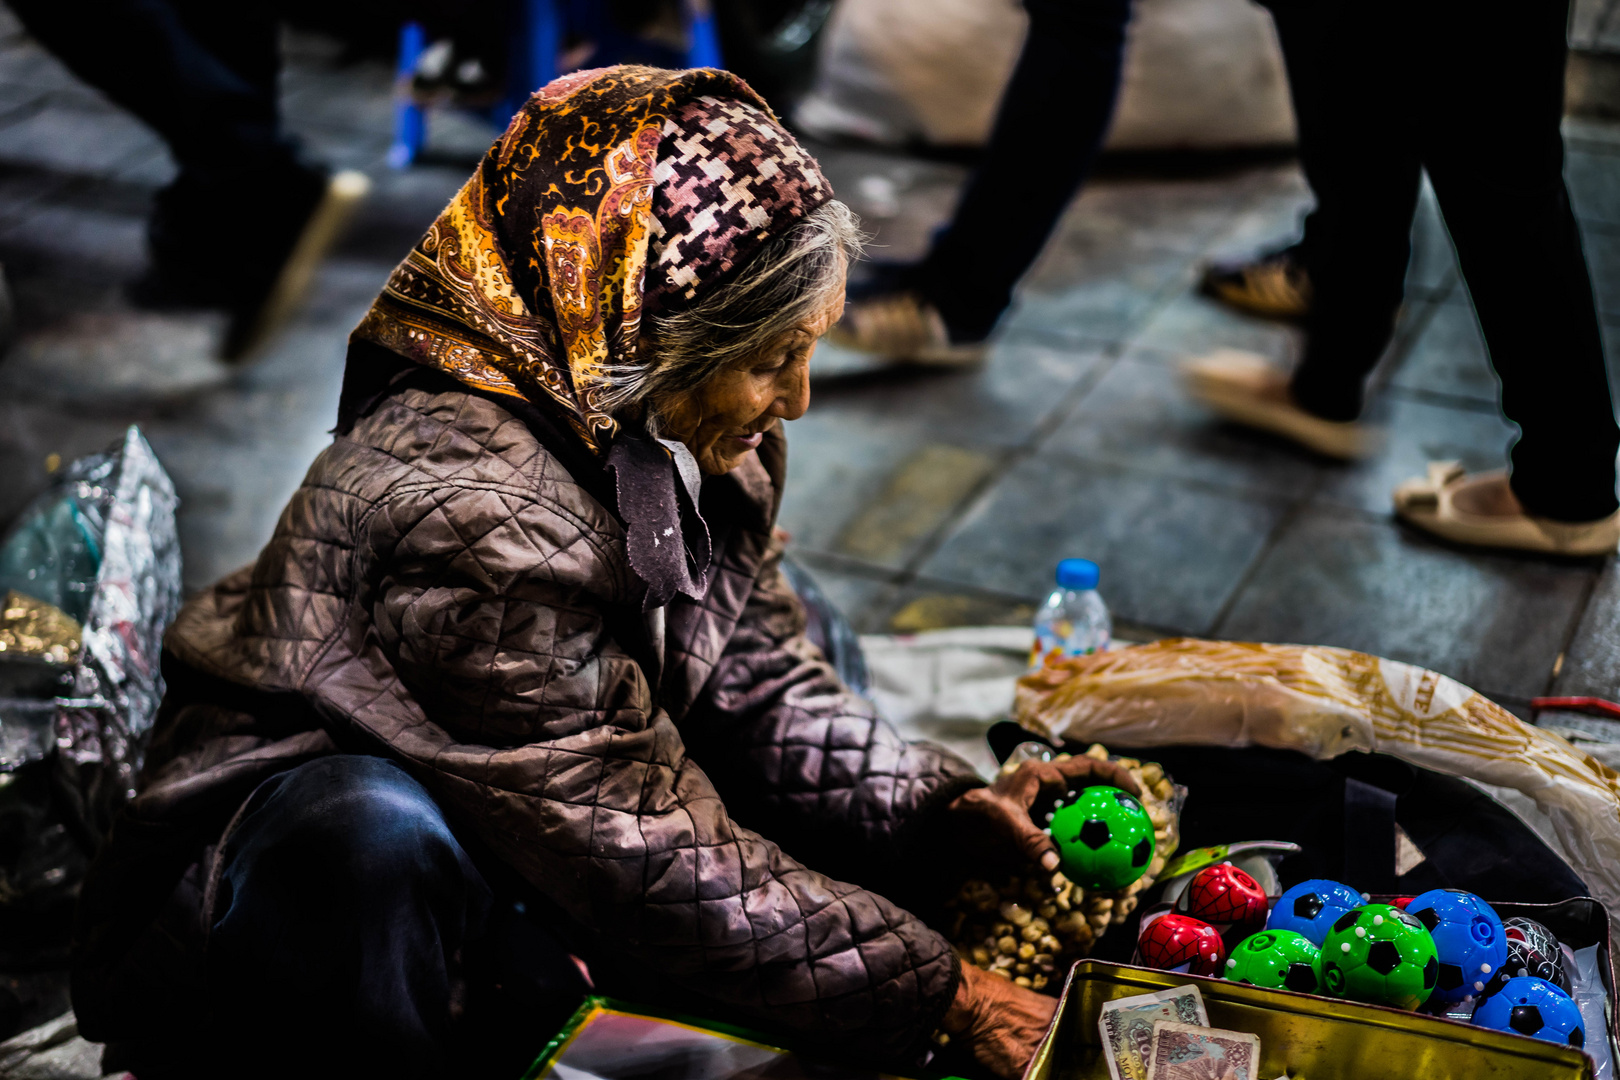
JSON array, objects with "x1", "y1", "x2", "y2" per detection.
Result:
[
  {"x1": 948, "y1": 755, "x2": 1141, "y2": 875},
  {"x1": 942, "y1": 961, "x2": 1057, "y2": 1078}
]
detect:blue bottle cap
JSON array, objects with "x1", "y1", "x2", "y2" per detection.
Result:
[{"x1": 1055, "y1": 558, "x2": 1099, "y2": 590}]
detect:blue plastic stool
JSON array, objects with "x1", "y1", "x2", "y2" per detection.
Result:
[{"x1": 390, "y1": 0, "x2": 723, "y2": 168}]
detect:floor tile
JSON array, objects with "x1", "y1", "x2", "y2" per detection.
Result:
[
  {"x1": 1129, "y1": 289, "x2": 1300, "y2": 367},
  {"x1": 1386, "y1": 294, "x2": 1499, "y2": 406},
  {"x1": 1007, "y1": 243, "x2": 1198, "y2": 347},
  {"x1": 782, "y1": 339, "x2": 1108, "y2": 559},
  {"x1": 1406, "y1": 180, "x2": 1459, "y2": 297},
  {"x1": 1585, "y1": 227, "x2": 1620, "y2": 322},
  {"x1": 1553, "y1": 558, "x2": 1620, "y2": 698},
  {"x1": 1309, "y1": 392, "x2": 1516, "y2": 517},
  {"x1": 834, "y1": 444, "x2": 1000, "y2": 564},
  {"x1": 0, "y1": 103, "x2": 162, "y2": 178},
  {"x1": 1569, "y1": 145, "x2": 1620, "y2": 228},
  {"x1": 0, "y1": 202, "x2": 149, "y2": 284},
  {"x1": 878, "y1": 586, "x2": 1039, "y2": 633},
  {"x1": 1042, "y1": 173, "x2": 1267, "y2": 260},
  {"x1": 919, "y1": 455, "x2": 1288, "y2": 633},
  {"x1": 1044, "y1": 352, "x2": 1325, "y2": 499},
  {"x1": 1216, "y1": 507, "x2": 1596, "y2": 700}
]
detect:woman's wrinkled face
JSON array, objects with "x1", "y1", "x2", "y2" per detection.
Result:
[{"x1": 659, "y1": 274, "x2": 846, "y2": 475}]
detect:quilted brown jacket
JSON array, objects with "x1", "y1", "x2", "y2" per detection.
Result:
[{"x1": 74, "y1": 376, "x2": 983, "y2": 1061}]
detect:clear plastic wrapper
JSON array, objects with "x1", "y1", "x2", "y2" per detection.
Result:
[{"x1": 1571, "y1": 944, "x2": 1615, "y2": 1080}]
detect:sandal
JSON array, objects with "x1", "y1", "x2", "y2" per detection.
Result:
[
  {"x1": 827, "y1": 292, "x2": 988, "y2": 367},
  {"x1": 1393, "y1": 462, "x2": 1620, "y2": 555},
  {"x1": 1182, "y1": 350, "x2": 1375, "y2": 460}
]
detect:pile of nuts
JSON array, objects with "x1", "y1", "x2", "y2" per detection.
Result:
[{"x1": 944, "y1": 744, "x2": 1182, "y2": 992}]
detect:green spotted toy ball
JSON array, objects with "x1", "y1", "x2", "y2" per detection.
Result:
[
  {"x1": 1045, "y1": 785, "x2": 1155, "y2": 891},
  {"x1": 1320, "y1": 904, "x2": 1439, "y2": 1010},
  {"x1": 1224, "y1": 930, "x2": 1323, "y2": 994}
]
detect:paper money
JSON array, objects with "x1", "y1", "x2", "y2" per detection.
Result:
[
  {"x1": 1099, "y1": 985, "x2": 1209, "y2": 1080},
  {"x1": 1144, "y1": 1020, "x2": 1260, "y2": 1080}
]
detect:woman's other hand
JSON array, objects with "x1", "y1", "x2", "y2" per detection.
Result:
[
  {"x1": 948, "y1": 755, "x2": 1141, "y2": 875},
  {"x1": 942, "y1": 961, "x2": 1057, "y2": 1078}
]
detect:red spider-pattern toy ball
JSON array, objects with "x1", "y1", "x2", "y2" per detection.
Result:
[
  {"x1": 1181, "y1": 864, "x2": 1269, "y2": 929},
  {"x1": 1138, "y1": 913, "x2": 1228, "y2": 976}
]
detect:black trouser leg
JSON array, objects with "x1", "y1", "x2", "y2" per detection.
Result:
[
  {"x1": 913, "y1": 0, "x2": 1133, "y2": 342},
  {"x1": 3, "y1": 0, "x2": 285, "y2": 170},
  {"x1": 1257, "y1": 0, "x2": 1333, "y2": 259},
  {"x1": 5, "y1": 0, "x2": 325, "y2": 298},
  {"x1": 1419, "y1": 0, "x2": 1618, "y2": 521},
  {"x1": 1284, "y1": 0, "x2": 1421, "y2": 421}
]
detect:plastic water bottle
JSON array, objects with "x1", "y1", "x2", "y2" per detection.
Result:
[{"x1": 1029, "y1": 558, "x2": 1112, "y2": 669}]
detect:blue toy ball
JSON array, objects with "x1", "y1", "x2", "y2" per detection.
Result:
[
  {"x1": 1267, "y1": 880, "x2": 1365, "y2": 946},
  {"x1": 1472, "y1": 977, "x2": 1584, "y2": 1047},
  {"x1": 1406, "y1": 889, "x2": 1508, "y2": 1005}
]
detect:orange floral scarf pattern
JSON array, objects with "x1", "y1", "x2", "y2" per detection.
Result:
[{"x1": 351, "y1": 66, "x2": 788, "y2": 453}]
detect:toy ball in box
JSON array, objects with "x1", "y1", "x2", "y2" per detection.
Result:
[
  {"x1": 1404, "y1": 889, "x2": 1507, "y2": 1004},
  {"x1": 1138, "y1": 912, "x2": 1226, "y2": 976},
  {"x1": 1180, "y1": 863, "x2": 1269, "y2": 930},
  {"x1": 1484, "y1": 917, "x2": 1571, "y2": 997},
  {"x1": 1266, "y1": 879, "x2": 1365, "y2": 946},
  {"x1": 1320, "y1": 904, "x2": 1439, "y2": 1011},
  {"x1": 1472, "y1": 976, "x2": 1585, "y2": 1049},
  {"x1": 1223, "y1": 929, "x2": 1322, "y2": 994}
]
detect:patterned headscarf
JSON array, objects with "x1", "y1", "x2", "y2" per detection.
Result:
[{"x1": 352, "y1": 65, "x2": 830, "y2": 455}]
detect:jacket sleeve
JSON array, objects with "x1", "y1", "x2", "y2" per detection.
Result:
[
  {"x1": 682, "y1": 537, "x2": 986, "y2": 879},
  {"x1": 359, "y1": 484, "x2": 960, "y2": 1062}
]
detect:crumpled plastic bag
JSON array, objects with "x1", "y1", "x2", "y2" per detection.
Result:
[
  {"x1": 0, "y1": 427, "x2": 179, "y2": 912},
  {"x1": 1014, "y1": 638, "x2": 1620, "y2": 907}
]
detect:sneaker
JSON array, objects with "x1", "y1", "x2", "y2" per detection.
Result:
[
  {"x1": 1394, "y1": 463, "x2": 1620, "y2": 556},
  {"x1": 1182, "y1": 349, "x2": 1376, "y2": 460},
  {"x1": 827, "y1": 292, "x2": 987, "y2": 366},
  {"x1": 1200, "y1": 244, "x2": 1311, "y2": 321}
]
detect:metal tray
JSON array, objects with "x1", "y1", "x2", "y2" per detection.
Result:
[{"x1": 1024, "y1": 959, "x2": 1593, "y2": 1080}]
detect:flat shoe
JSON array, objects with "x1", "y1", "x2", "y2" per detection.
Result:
[
  {"x1": 1199, "y1": 247, "x2": 1311, "y2": 321},
  {"x1": 827, "y1": 292, "x2": 987, "y2": 367},
  {"x1": 1182, "y1": 349, "x2": 1375, "y2": 460},
  {"x1": 1393, "y1": 462, "x2": 1620, "y2": 555}
]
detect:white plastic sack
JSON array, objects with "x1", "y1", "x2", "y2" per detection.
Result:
[
  {"x1": 1014, "y1": 638, "x2": 1620, "y2": 907},
  {"x1": 860, "y1": 625, "x2": 1031, "y2": 778},
  {"x1": 795, "y1": 0, "x2": 1294, "y2": 150}
]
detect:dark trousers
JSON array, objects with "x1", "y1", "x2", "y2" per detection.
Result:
[
  {"x1": 5, "y1": 0, "x2": 286, "y2": 172},
  {"x1": 194, "y1": 756, "x2": 586, "y2": 1080},
  {"x1": 911, "y1": 0, "x2": 1132, "y2": 343},
  {"x1": 1265, "y1": 0, "x2": 1618, "y2": 522},
  {"x1": 3, "y1": 0, "x2": 325, "y2": 285}
]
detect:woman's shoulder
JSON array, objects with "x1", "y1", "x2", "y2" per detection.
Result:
[{"x1": 336, "y1": 381, "x2": 623, "y2": 535}]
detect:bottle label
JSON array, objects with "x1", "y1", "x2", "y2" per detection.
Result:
[{"x1": 1028, "y1": 622, "x2": 1106, "y2": 668}]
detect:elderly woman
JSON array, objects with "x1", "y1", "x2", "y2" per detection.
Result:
[{"x1": 70, "y1": 67, "x2": 1133, "y2": 1080}]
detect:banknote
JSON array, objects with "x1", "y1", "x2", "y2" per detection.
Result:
[
  {"x1": 1098, "y1": 985, "x2": 1209, "y2": 1080},
  {"x1": 1144, "y1": 1020, "x2": 1260, "y2": 1080}
]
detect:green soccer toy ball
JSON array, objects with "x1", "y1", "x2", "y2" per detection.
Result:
[
  {"x1": 1224, "y1": 930, "x2": 1323, "y2": 994},
  {"x1": 1045, "y1": 784, "x2": 1154, "y2": 891},
  {"x1": 1320, "y1": 904, "x2": 1439, "y2": 1010}
]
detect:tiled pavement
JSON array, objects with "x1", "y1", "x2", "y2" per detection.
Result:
[
  {"x1": 0, "y1": 15, "x2": 1614, "y2": 735},
  {"x1": 789, "y1": 124, "x2": 1620, "y2": 718}
]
